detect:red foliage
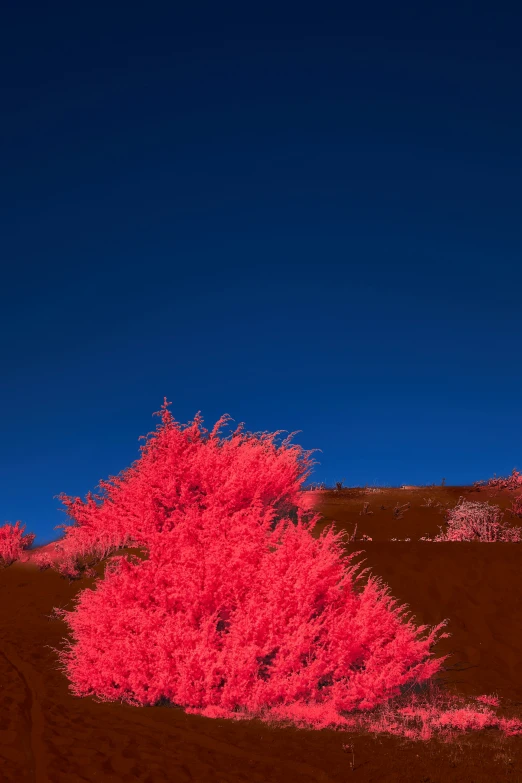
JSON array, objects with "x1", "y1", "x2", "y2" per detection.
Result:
[
  {"x1": 52, "y1": 399, "x2": 319, "y2": 559},
  {"x1": 473, "y1": 468, "x2": 522, "y2": 492},
  {"x1": 4, "y1": 399, "x2": 520, "y2": 740},
  {"x1": 0, "y1": 520, "x2": 35, "y2": 566},
  {"x1": 431, "y1": 498, "x2": 522, "y2": 542},
  {"x1": 508, "y1": 495, "x2": 522, "y2": 518},
  {"x1": 32, "y1": 551, "x2": 55, "y2": 570},
  {"x1": 44, "y1": 399, "x2": 452, "y2": 732}
]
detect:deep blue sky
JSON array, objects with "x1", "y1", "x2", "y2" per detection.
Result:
[{"x1": 1, "y1": 3, "x2": 521, "y2": 546}]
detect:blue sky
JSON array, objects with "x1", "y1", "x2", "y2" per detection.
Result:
[{"x1": 1, "y1": 3, "x2": 521, "y2": 546}]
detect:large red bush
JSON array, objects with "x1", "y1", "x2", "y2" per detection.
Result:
[{"x1": 47, "y1": 400, "x2": 451, "y2": 731}]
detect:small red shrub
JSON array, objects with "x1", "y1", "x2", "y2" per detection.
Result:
[
  {"x1": 473, "y1": 468, "x2": 522, "y2": 492},
  {"x1": 0, "y1": 521, "x2": 35, "y2": 566},
  {"x1": 508, "y1": 495, "x2": 522, "y2": 518},
  {"x1": 475, "y1": 694, "x2": 500, "y2": 708},
  {"x1": 32, "y1": 551, "x2": 55, "y2": 570},
  {"x1": 431, "y1": 498, "x2": 522, "y2": 542}
]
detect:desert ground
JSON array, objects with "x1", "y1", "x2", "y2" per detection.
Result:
[{"x1": 1, "y1": 484, "x2": 521, "y2": 782}]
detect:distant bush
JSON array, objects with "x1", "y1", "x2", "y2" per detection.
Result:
[
  {"x1": 0, "y1": 521, "x2": 35, "y2": 566},
  {"x1": 508, "y1": 495, "x2": 522, "y2": 518},
  {"x1": 32, "y1": 551, "x2": 55, "y2": 570},
  {"x1": 473, "y1": 468, "x2": 522, "y2": 492},
  {"x1": 429, "y1": 498, "x2": 522, "y2": 542}
]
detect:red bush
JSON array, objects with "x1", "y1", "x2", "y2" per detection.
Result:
[
  {"x1": 431, "y1": 498, "x2": 522, "y2": 542},
  {"x1": 46, "y1": 400, "x2": 451, "y2": 732},
  {"x1": 473, "y1": 468, "x2": 522, "y2": 492},
  {"x1": 0, "y1": 520, "x2": 35, "y2": 566},
  {"x1": 508, "y1": 495, "x2": 522, "y2": 518},
  {"x1": 32, "y1": 551, "x2": 55, "y2": 570}
]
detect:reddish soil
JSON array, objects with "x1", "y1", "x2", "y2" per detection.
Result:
[{"x1": 1, "y1": 484, "x2": 521, "y2": 782}]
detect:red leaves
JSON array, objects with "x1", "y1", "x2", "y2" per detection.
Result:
[
  {"x1": 0, "y1": 521, "x2": 35, "y2": 566},
  {"x1": 433, "y1": 498, "x2": 522, "y2": 542},
  {"x1": 43, "y1": 400, "x2": 450, "y2": 732}
]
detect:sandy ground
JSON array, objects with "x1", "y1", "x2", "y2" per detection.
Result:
[{"x1": 1, "y1": 484, "x2": 521, "y2": 782}]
